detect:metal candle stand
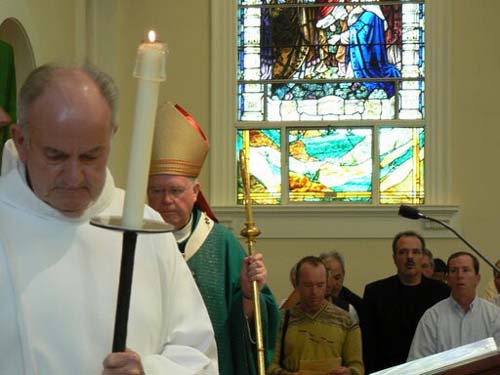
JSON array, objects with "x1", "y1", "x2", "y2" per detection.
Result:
[{"x1": 90, "y1": 215, "x2": 174, "y2": 352}]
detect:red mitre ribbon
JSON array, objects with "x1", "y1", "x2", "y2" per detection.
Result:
[{"x1": 196, "y1": 191, "x2": 218, "y2": 223}]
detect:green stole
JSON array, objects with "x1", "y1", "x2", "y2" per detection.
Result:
[
  {"x1": 178, "y1": 208, "x2": 280, "y2": 375},
  {"x1": 0, "y1": 40, "x2": 16, "y2": 165}
]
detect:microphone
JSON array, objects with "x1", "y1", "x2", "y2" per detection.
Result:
[
  {"x1": 398, "y1": 205, "x2": 500, "y2": 274},
  {"x1": 398, "y1": 205, "x2": 427, "y2": 220}
]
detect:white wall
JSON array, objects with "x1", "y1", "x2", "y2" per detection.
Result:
[{"x1": 0, "y1": 0, "x2": 80, "y2": 67}]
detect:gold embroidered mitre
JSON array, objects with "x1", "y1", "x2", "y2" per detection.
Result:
[{"x1": 150, "y1": 102, "x2": 209, "y2": 177}]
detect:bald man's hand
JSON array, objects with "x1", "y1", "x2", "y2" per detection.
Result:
[{"x1": 102, "y1": 349, "x2": 145, "y2": 375}]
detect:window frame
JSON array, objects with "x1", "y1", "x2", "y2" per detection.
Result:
[{"x1": 209, "y1": 0, "x2": 458, "y2": 239}]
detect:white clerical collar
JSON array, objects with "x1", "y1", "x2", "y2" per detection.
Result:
[{"x1": 173, "y1": 214, "x2": 193, "y2": 243}]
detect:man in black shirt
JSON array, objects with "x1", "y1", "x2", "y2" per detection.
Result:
[
  {"x1": 362, "y1": 231, "x2": 450, "y2": 373},
  {"x1": 320, "y1": 251, "x2": 363, "y2": 320}
]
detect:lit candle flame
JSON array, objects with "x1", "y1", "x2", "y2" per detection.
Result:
[{"x1": 148, "y1": 30, "x2": 156, "y2": 43}]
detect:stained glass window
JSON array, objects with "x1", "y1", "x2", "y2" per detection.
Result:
[
  {"x1": 379, "y1": 127, "x2": 424, "y2": 204},
  {"x1": 237, "y1": 129, "x2": 282, "y2": 205},
  {"x1": 237, "y1": 0, "x2": 425, "y2": 205}
]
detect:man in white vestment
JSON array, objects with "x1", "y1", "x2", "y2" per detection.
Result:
[
  {"x1": 408, "y1": 251, "x2": 500, "y2": 361},
  {"x1": 0, "y1": 64, "x2": 218, "y2": 375}
]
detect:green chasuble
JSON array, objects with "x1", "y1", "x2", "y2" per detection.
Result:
[
  {"x1": 0, "y1": 40, "x2": 16, "y2": 164},
  {"x1": 179, "y1": 208, "x2": 280, "y2": 375}
]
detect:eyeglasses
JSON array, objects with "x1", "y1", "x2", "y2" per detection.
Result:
[{"x1": 148, "y1": 185, "x2": 190, "y2": 199}]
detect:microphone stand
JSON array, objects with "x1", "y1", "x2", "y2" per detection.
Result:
[{"x1": 399, "y1": 205, "x2": 500, "y2": 274}]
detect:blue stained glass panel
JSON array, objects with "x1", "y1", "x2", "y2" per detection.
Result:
[
  {"x1": 288, "y1": 128, "x2": 372, "y2": 202},
  {"x1": 237, "y1": 1, "x2": 424, "y2": 121}
]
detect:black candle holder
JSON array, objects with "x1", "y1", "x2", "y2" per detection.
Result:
[{"x1": 90, "y1": 215, "x2": 174, "y2": 352}]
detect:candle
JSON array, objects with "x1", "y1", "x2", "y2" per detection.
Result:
[{"x1": 122, "y1": 31, "x2": 167, "y2": 228}]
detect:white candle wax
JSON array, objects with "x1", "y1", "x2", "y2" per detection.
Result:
[{"x1": 122, "y1": 33, "x2": 167, "y2": 228}]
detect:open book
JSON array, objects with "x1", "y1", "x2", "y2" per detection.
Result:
[{"x1": 371, "y1": 337, "x2": 498, "y2": 375}]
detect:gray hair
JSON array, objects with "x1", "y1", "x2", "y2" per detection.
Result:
[
  {"x1": 319, "y1": 250, "x2": 345, "y2": 274},
  {"x1": 18, "y1": 63, "x2": 119, "y2": 133}
]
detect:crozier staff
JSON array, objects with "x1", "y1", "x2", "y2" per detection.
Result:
[{"x1": 239, "y1": 140, "x2": 266, "y2": 375}]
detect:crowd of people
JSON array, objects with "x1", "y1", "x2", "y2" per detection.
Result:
[
  {"x1": 1, "y1": 62, "x2": 500, "y2": 375},
  {"x1": 273, "y1": 233, "x2": 500, "y2": 374}
]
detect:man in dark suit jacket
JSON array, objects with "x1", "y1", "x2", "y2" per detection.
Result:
[{"x1": 362, "y1": 230, "x2": 450, "y2": 373}]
